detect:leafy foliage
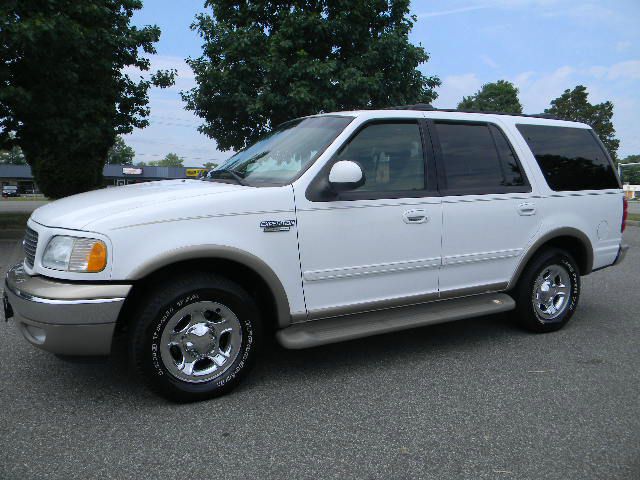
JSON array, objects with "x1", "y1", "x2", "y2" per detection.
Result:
[
  {"x1": 203, "y1": 161, "x2": 218, "y2": 169},
  {"x1": 0, "y1": 0, "x2": 175, "y2": 198},
  {"x1": 107, "y1": 137, "x2": 136, "y2": 165},
  {"x1": 545, "y1": 85, "x2": 619, "y2": 160},
  {"x1": 148, "y1": 153, "x2": 184, "y2": 167},
  {"x1": 0, "y1": 146, "x2": 26, "y2": 165},
  {"x1": 620, "y1": 155, "x2": 640, "y2": 184},
  {"x1": 457, "y1": 80, "x2": 523, "y2": 114},
  {"x1": 183, "y1": 0, "x2": 440, "y2": 151}
]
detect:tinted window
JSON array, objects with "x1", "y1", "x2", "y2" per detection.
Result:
[
  {"x1": 516, "y1": 124, "x2": 619, "y2": 191},
  {"x1": 336, "y1": 122, "x2": 425, "y2": 192},
  {"x1": 435, "y1": 122, "x2": 526, "y2": 193}
]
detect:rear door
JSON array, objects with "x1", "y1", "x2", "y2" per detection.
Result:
[{"x1": 429, "y1": 119, "x2": 541, "y2": 295}]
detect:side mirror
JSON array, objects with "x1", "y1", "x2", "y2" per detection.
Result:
[{"x1": 328, "y1": 160, "x2": 365, "y2": 192}]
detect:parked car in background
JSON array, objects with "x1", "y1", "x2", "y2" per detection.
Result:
[
  {"x1": 1, "y1": 185, "x2": 19, "y2": 198},
  {"x1": 3, "y1": 105, "x2": 628, "y2": 402}
]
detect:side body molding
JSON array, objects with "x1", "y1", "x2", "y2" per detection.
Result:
[
  {"x1": 507, "y1": 227, "x2": 594, "y2": 289},
  {"x1": 128, "y1": 245, "x2": 292, "y2": 328}
]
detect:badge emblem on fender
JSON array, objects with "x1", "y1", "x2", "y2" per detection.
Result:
[{"x1": 260, "y1": 220, "x2": 296, "y2": 232}]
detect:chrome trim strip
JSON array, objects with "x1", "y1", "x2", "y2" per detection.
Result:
[
  {"x1": 7, "y1": 285, "x2": 125, "y2": 305},
  {"x1": 443, "y1": 248, "x2": 522, "y2": 266},
  {"x1": 296, "y1": 199, "x2": 441, "y2": 213},
  {"x1": 303, "y1": 257, "x2": 441, "y2": 282}
]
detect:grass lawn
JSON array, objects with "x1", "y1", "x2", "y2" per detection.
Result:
[
  {"x1": 0, "y1": 213, "x2": 30, "y2": 230},
  {"x1": 628, "y1": 213, "x2": 640, "y2": 222},
  {"x1": 0, "y1": 196, "x2": 48, "y2": 202}
]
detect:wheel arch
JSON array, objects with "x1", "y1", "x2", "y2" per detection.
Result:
[
  {"x1": 116, "y1": 245, "x2": 292, "y2": 335},
  {"x1": 508, "y1": 228, "x2": 594, "y2": 289}
]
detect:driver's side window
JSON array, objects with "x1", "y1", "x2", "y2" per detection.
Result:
[{"x1": 335, "y1": 122, "x2": 425, "y2": 193}]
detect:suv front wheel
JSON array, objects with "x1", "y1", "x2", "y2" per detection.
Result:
[
  {"x1": 129, "y1": 272, "x2": 262, "y2": 402},
  {"x1": 511, "y1": 248, "x2": 581, "y2": 333}
]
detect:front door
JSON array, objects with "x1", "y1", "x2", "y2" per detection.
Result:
[{"x1": 295, "y1": 120, "x2": 442, "y2": 320}]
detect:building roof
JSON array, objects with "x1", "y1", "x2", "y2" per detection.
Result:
[{"x1": 1, "y1": 164, "x2": 199, "y2": 180}]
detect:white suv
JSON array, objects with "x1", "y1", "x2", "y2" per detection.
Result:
[{"x1": 3, "y1": 105, "x2": 629, "y2": 401}]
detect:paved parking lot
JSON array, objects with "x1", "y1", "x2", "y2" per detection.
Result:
[{"x1": 0, "y1": 229, "x2": 638, "y2": 480}]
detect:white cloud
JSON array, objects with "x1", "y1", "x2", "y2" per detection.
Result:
[
  {"x1": 512, "y1": 66, "x2": 575, "y2": 113},
  {"x1": 616, "y1": 40, "x2": 632, "y2": 52},
  {"x1": 480, "y1": 54, "x2": 498, "y2": 69},
  {"x1": 602, "y1": 60, "x2": 640, "y2": 81},
  {"x1": 416, "y1": 5, "x2": 492, "y2": 19},
  {"x1": 417, "y1": 0, "x2": 626, "y2": 27},
  {"x1": 433, "y1": 73, "x2": 483, "y2": 108}
]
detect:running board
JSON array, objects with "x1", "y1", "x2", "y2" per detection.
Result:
[{"x1": 277, "y1": 293, "x2": 515, "y2": 349}]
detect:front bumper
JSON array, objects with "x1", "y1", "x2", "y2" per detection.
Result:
[{"x1": 3, "y1": 263, "x2": 131, "y2": 355}]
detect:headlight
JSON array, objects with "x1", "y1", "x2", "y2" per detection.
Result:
[{"x1": 42, "y1": 236, "x2": 107, "y2": 273}]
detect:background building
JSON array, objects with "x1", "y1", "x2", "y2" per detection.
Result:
[{"x1": 0, "y1": 164, "x2": 208, "y2": 194}]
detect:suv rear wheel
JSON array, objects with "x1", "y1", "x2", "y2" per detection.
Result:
[
  {"x1": 511, "y1": 248, "x2": 580, "y2": 333},
  {"x1": 129, "y1": 272, "x2": 262, "y2": 402}
]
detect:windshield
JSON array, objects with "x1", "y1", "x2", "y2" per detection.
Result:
[{"x1": 207, "y1": 116, "x2": 353, "y2": 186}]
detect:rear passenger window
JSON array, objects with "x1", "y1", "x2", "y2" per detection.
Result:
[
  {"x1": 516, "y1": 124, "x2": 619, "y2": 191},
  {"x1": 434, "y1": 122, "x2": 527, "y2": 194}
]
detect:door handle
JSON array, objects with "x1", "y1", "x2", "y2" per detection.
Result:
[
  {"x1": 403, "y1": 209, "x2": 428, "y2": 224},
  {"x1": 517, "y1": 202, "x2": 536, "y2": 216}
]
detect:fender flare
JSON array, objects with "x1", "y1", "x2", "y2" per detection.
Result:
[
  {"x1": 507, "y1": 227, "x2": 594, "y2": 289},
  {"x1": 128, "y1": 245, "x2": 292, "y2": 328}
]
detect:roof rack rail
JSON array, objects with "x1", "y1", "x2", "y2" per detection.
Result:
[
  {"x1": 386, "y1": 103, "x2": 435, "y2": 111},
  {"x1": 385, "y1": 104, "x2": 560, "y2": 120}
]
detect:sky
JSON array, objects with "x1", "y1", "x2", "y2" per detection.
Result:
[{"x1": 126, "y1": 0, "x2": 640, "y2": 167}]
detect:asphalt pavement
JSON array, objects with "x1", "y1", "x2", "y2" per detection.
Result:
[{"x1": 0, "y1": 229, "x2": 638, "y2": 480}]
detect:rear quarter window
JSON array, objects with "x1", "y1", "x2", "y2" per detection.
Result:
[{"x1": 516, "y1": 124, "x2": 619, "y2": 191}]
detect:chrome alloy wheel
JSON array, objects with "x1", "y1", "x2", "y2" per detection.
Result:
[
  {"x1": 160, "y1": 301, "x2": 242, "y2": 383},
  {"x1": 532, "y1": 264, "x2": 572, "y2": 322}
]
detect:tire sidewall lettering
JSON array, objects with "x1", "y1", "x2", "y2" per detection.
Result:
[
  {"x1": 148, "y1": 291, "x2": 253, "y2": 386},
  {"x1": 532, "y1": 256, "x2": 579, "y2": 324}
]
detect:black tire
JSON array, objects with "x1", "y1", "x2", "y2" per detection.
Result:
[
  {"x1": 129, "y1": 272, "x2": 262, "y2": 402},
  {"x1": 511, "y1": 247, "x2": 580, "y2": 333}
]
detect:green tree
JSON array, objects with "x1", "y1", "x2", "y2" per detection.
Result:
[
  {"x1": 107, "y1": 137, "x2": 136, "y2": 165},
  {"x1": 149, "y1": 153, "x2": 184, "y2": 167},
  {"x1": 545, "y1": 85, "x2": 619, "y2": 160},
  {"x1": 203, "y1": 161, "x2": 218, "y2": 169},
  {"x1": 183, "y1": 0, "x2": 440, "y2": 151},
  {"x1": 0, "y1": 146, "x2": 26, "y2": 165},
  {"x1": 0, "y1": 1, "x2": 175, "y2": 198},
  {"x1": 457, "y1": 80, "x2": 523, "y2": 114},
  {"x1": 619, "y1": 155, "x2": 640, "y2": 184}
]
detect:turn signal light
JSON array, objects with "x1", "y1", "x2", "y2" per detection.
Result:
[{"x1": 87, "y1": 241, "x2": 107, "y2": 272}]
